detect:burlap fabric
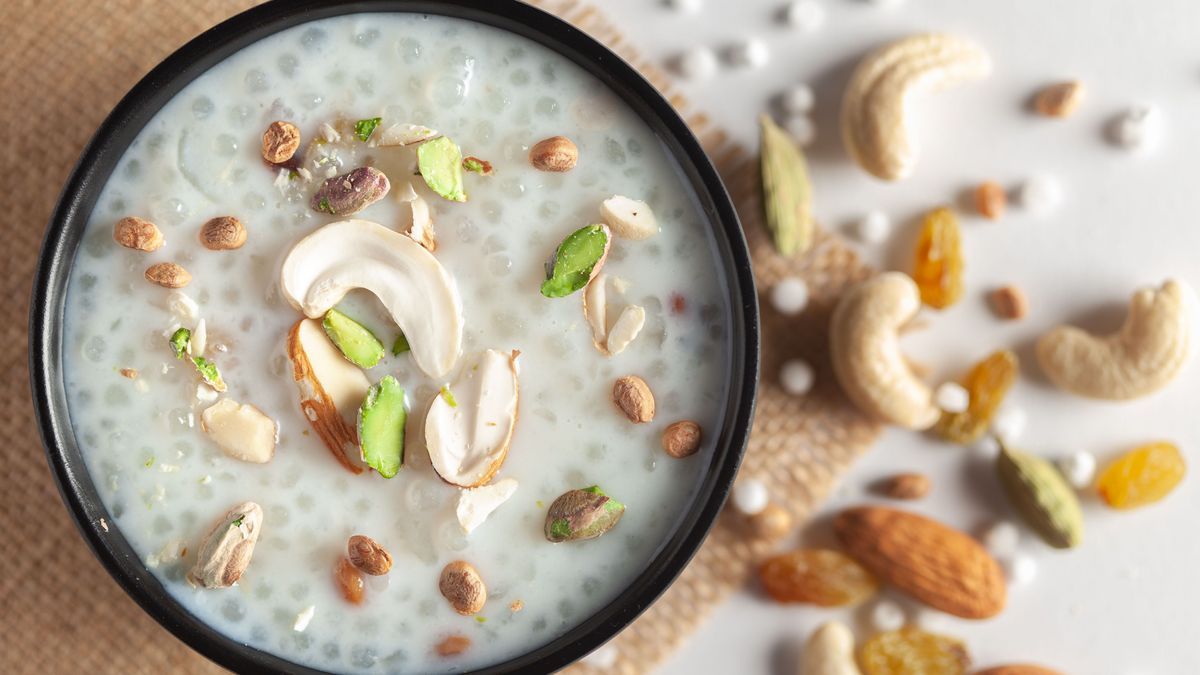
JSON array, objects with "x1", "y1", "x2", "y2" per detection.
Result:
[{"x1": 0, "y1": 1, "x2": 879, "y2": 673}]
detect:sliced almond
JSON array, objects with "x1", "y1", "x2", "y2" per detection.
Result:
[
  {"x1": 606, "y1": 305, "x2": 646, "y2": 356},
  {"x1": 583, "y1": 274, "x2": 609, "y2": 352},
  {"x1": 200, "y1": 398, "x2": 277, "y2": 464},
  {"x1": 456, "y1": 478, "x2": 519, "y2": 534},
  {"x1": 280, "y1": 219, "x2": 463, "y2": 379},
  {"x1": 378, "y1": 123, "x2": 440, "y2": 147},
  {"x1": 397, "y1": 195, "x2": 436, "y2": 251},
  {"x1": 600, "y1": 195, "x2": 658, "y2": 240},
  {"x1": 425, "y1": 350, "x2": 520, "y2": 488},
  {"x1": 287, "y1": 318, "x2": 371, "y2": 473}
]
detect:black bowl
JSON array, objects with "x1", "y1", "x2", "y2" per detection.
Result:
[{"x1": 29, "y1": 1, "x2": 758, "y2": 672}]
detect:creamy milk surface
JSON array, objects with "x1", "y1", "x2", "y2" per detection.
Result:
[{"x1": 63, "y1": 12, "x2": 730, "y2": 673}]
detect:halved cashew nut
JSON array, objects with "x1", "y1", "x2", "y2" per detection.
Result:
[
  {"x1": 841, "y1": 33, "x2": 991, "y2": 181},
  {"x1": 1036, "y1": 279, "x2": 1192, "y2": 400},
  {"x1": 830, "y1": 272, "x2": 939, "y2": 429},
  {"x1": 799, "y1": 621, "x2": 862, "y2": 675}
]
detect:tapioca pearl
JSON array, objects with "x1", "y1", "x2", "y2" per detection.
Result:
[
  {"x1": 1109, "y1": 104, "x2": 1162, "y2": 150},
  {"x1": 870, "y1": 599, "x2": 906, "y2": 632},
  {"x1": 991, "y1": 406, "x2": 1026, "y2": 442},
  {"x1": 980, "y1": 520, "x2": 1019, "y2": 557},
  {"x1": 244, "y1": 69, "x2": 270, "y2": 93},
  {"x1": 780, "y1": 358, "x2": 815, "y2": 395},
  {"x1": 396, "y1": 37, "x2": 421, "y2": 63},
  {"x1": 277, "y1": 53, "x2": 298, "y2": 78},
  {"x1": 731, "y1": 478, "x2": 769, "y2": 515},
  {"x1": 1003, "y1": 553, "x2": 1037, "y2": 585},
  {"x1": 674, "y1": 46, "x2": 718, "y2": 81},
  {"x1": 780, "y1": 84, "x2": 815, "y2": 114},
  {"x1": 299, "y1": 27, "x2": 327, "y2": 52},
  {"x1": 352, "y1": 28, "x2": 380, "y2": 47},
  {"x1": 853, "y1": 210, "x2": 891, "y2": 243},
  {"x1": 191, "y1": 96, "x2": 215, "y2": 120},
  {"x1": 1057, "y1": 450, "x2": 1097, "y2": 490},
  {"x1": 536, "y1": 96, "x2": 560, "y2": 117},
  {"x1": 784, "y1": 1, "x2": 826, "y2": 32},
  {"x1": 770, "y1": 277, "x2": 810, "y2": 315}
]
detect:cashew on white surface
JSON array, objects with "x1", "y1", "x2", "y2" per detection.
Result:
[
  {"x1": 1036, "y1": 279, "x2": 1192, "y2": 400},
  {"x1": 829, "y1": 272, "x2": 940, "y2": 430}
]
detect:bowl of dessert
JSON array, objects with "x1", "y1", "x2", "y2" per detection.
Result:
[{"x1": 29, "y1": 0, "x2": 758, "y2": 672}]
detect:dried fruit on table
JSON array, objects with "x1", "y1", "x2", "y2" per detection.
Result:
[
  {"x1": 912, "y1": 206, "x2": 963, "y2": 309},
  {"x1": 759, "y1": 114, "x2": 814, "y2": 255},
  {"x1": 934, "y1": 350, "x2": 1018, "y2": 444},
  {"x1": 859, "y1": 628, "x2": 970, "y2": 675},
  {"x1": 1097, "y1": 441, "x2": 1185, "y2": 509},
  {"x1": 758, "y1": 549, "x2": 879, "y2": 606},
  {"x1": 996, "y1": 443, "x2": 1083, "y2": 549}
]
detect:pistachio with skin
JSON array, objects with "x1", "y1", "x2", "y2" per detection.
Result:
[
  {"x1": 347, "y1": 534, "x2": 393, "y2": 575},
  {"x1": 187, "y1": 501, "x2": 263, "y2": 588},
  {"x1": 544, "y1": 486, "x2": 626, "y2": 542},
  {"x1": 311, "y1": 166, "x2": 391, "y2": 216},
  {"x1": 439, "y1": 560, "x2": 487, "y2": 615}
]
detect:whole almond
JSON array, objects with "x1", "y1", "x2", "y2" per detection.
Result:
[
  {"x1": 878, "y1": 472, "x2": 931, "y2": 500},
  {"x1": 976, "y1": 666, "x2": 1063, "y2": 675},
  {"x1": 1033, "y1": 81, "x2": 1084, "y2": 118},
  {"x1": 439, "y1": 560, "x2": 486, "y2": 615},
  {"x1": 262, "y1": 120, "x2": 301, "y2": 163},
  {"x1": 347, "y1": 534, "x2": 392, "y2": 576},
  {"x1": 334, "y1": 557, "x2": 365, "y2": 604},
  {"x1": 613, "y1": 375, "x2": 655, "y2": 423},
  {"x1": 834, "y1": 506, "x2": 1006, "y2": 619},
  {"x1": 662, "y1": 420, "x2": 702, "y2": 457},
  {"x1": 145, "y1": 262, "x2": 191, "y2": 288},
  {"x1": 529, "y1": 135, "x2": 578, "y2": 172},
  {"x1": 113, "y1": 216, "x2": 164, "y2": 252},
  {"x1": 199, "y1": 216, "x2": 248, "y2": 251}
]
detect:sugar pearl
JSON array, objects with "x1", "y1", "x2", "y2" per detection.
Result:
[
  {"x1": 1110, "y1": 104, "x2": 1162, "y2": 150},
  {"x1": 664, "y1": 0, "x2": 702, "y2": 13},
  {"x1": 935, "y1": 382, "x2": 970, "y2": 413},
  {"x1": 785, "y1": 0, "x2": 826, "y2": 32},
  {"x1": 727, "y1": 38, "x2": 770, "y2": 69},
  {"x1": 732, "y1": 478, "x2": 769, "y2": 515},
  {"x1": 779, "y1": 359, "x2": 815, "y2": 396},
  {"x1": 770, "y1": 277, "x2": 810, "y2": 315},
  {"x1": 1015, "y1": 174, "x2": 1062, "y2": 214},
  {"x1": 582, "y1": 644, "x2": 619, "y2": 669},
  {"x1": 780, "y1": 84, "x2": 815, "y2": 115},
  {"x1": 991, "y1": 406, "x2": 1027, "y2": 442},
  {"x1": 1003, "y1": 553, "x2": 1037, "y2": 586},
  {"x1": 853, "y1": 210, "x2": 891, "y2": 244},
  {"x1": 1057, "y1": 450, "x2": 1097, "y2": 489},
  {"x1": 980, "y1": 520, "x2": 1020, "y2": 558},
  {"x1": 784, "y1": 115, "x2": 816, "y2": 147},
  {"x1": 675, "y1": 46, "x2": 718, "y2": 81},
  {"x1": 870, "y1": 599, "x2": 906, "y2": 632}
]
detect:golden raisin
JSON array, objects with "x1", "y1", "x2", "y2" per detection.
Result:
[
  {"x1": 974, "y1": 181, "x2": 1007, "y2": 220},
  {"x1": 1097, "y1": 442, "x2": 1185, "y2": 509},
  {"x1": 912, "y1": 207, "x2": 964, "y2": 309},
  {"x1": 334, "y1": 557, "x2": 365, "y2": 604},
  {"x1": 860, "y1": 628, "x2": 971, "y2": 675},
  {"x1": 934, "y1": 350, "x2": 1018, "y2": 444},
  {"x1": 758, "y1": 549, "x2": 878, "y2": 606}
]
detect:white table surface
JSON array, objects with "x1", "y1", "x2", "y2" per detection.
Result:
[{"x1": 595, "y1": 1, "x2": 1200, "y2": 673}]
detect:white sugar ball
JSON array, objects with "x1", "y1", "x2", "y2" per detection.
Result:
[
  {"x1": 675, "y1": 47, "x2": 718, "y2": 81},
  {"x1": 980, "y1": 520, "x2": 1020, "y2": 558},
  {"x1": 972, "y1": 435, "x2": 1001, "y2": 460},
  {"x1": 664, "y1": 0, "x2": 702, "y2": 13},
  {"x1": 770, "y1": 277, "x2": 810, "y2": 315},
  {"x1": 583, "y1": 644, "x2": 619, "y2": 669},
  {"x1": 1110, "y1": 104, "x2": 1162, "y2": 150},
  {"x1": 728, "y1": 38, "x2": 770, "y2": 69},
  {"x1": 1057, "y1": 451, "x2": 1097, "y2": 489},
  {"x1": 732, "y1": 478, "x2": 770, "y2": 515},
  {"x1": 780, "y1": 84, "x2": 815, "y2": 115},
  {"x1": 935, "y1": 382, "x2": 970, "y2": 413},
  {"x1": 785, "y1": 0, "x2": 826, "y2": 32},
  {"x1": 1015, "y1": 174, "x2": 1062, "y2": 214},
  {"x1": 991, "y1": 406, "x2": 1027, "y2": 443},
  {"x1": 784, "y1": 115, "x2": 816, "y2": 147},
  {"x1": 1003, "y1": 553, "x2": 1038, "y2": 586},
  {"x1": 780, "y1": 359, "x2": 815, "y2": 396},
  {"x1": 853, "y1": 210, "x2": 891, "y2": 244},
  {"x1": 870, "y1": 600, "x2": 906, "y2": 632}
]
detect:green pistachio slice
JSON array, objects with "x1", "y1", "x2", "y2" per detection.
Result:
[
  {"x1": 392, "y1": 332, "x2": 411, "y2": 355},
  {"x1": 192, "y1": 356, "x2": 227, "y2": 392},
  {"x1": 358, "y1": 375, "x2": 406, "y2": 478},
  {"x1": 322, "y1": 309, "x2": 385, "y2": 368},
  {"x1": 540, "y1": 224, "x2": 611, "y2": 298},
  {"x1": 417, "y1": 136, "x2": 466, "y2": 202},
  {"x1": 170, "y1": 327, "x2": 191, "y2": 359},
  {"x1": 354, "y1": 117, "x2": 382, "y2": 142}
]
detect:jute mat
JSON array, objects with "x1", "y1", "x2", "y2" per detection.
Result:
[{"x1": 0, "y1": 1, "x2": 879, "y2": 673}]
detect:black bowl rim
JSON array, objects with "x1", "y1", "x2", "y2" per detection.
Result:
[{"x1": 28, "y1": 1, "x2": 759, "y2": 673}]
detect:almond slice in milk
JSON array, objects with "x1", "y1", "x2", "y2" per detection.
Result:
[
  {"x1": 582, "y1": 273, "x2": 646, "y2": 356},
  {"x1": 288, "y1": 318, "x2": 371, "y2": 473},
  {"x1": 456, "y1": 478, "x2": 519, "y2": 534}
]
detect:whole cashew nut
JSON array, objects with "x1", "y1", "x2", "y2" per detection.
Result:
[
  {"x1": 841, "y1": 33, "x2": 992, "y2": 181},
  {"x1": 830, "y1": 272, "x2": 940, "y2": 429},
  {"x1": 799, "y1": 621, "x2": 863, "y2": 675},
  {"x1": 1036, "y1": 279, "x2": 1192, "y2": 400}
]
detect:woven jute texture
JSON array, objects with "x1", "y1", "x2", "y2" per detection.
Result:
[{"x1": 0, "y1": 1, "x2": 879, "y2": 673}]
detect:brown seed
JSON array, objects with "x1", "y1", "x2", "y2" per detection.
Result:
[
  {"x1": 435, "y1": 635, "x2": 471, "y2": 657},
  {"x1": 613, "y1": 375, "x2": 655, "y2": 423},
  {"x1": 439, "y1": 560, "x2": 486, "y2": 615},
  {"x1": 974, "y1": 181, "x2": 1006, "y2": 220},
  {"x1": 509, "y1": 599, "x2": 524, "y2": 613},
  {"x1": 529, "y1": 135, "x2": 579, "y2": 172},
  {"x1": 262, "y1": 120, "x2": 301, "y2": 163},
  {"x1": 199, "y1": 216, "x2": 248, "y2": 251},
  {"x1": 113, "y1": 216, "x2": 164, "y2": 252},
  {"x1": 661, "y1": 420, "x2": 702, "y2": 458},
  {"x1": 989, "y1": 285, "x2": 1028, "y2": 320},
  {"x1": 747, "y1": 503, "x2": 793, "y2": 539},
  {"x1": 119, "y1": 368, "x2": 139, "y2": 380},
  {"x1": 1033, "y1": 81, "x2": 1085, "y2": 118},
  {"x1": 145, "y1": 262, "x2": 191, "y2": 288},
  {"x1": 347, "y1": 534, "x2": 393, "y2": 576},
  {"x1": 878, "y1": 472, "x2": 932, "y2": 500},
  {"x1": 334, "y1": 557, "x2": 365, "y2": 605}
]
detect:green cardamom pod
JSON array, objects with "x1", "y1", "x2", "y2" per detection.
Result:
[
  {"x1": 995, "y1": 442, "x2": 1083, "y2": 549},
  {"x1": 759, "y1": 114, "x2": 814, "y2": 256}
]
